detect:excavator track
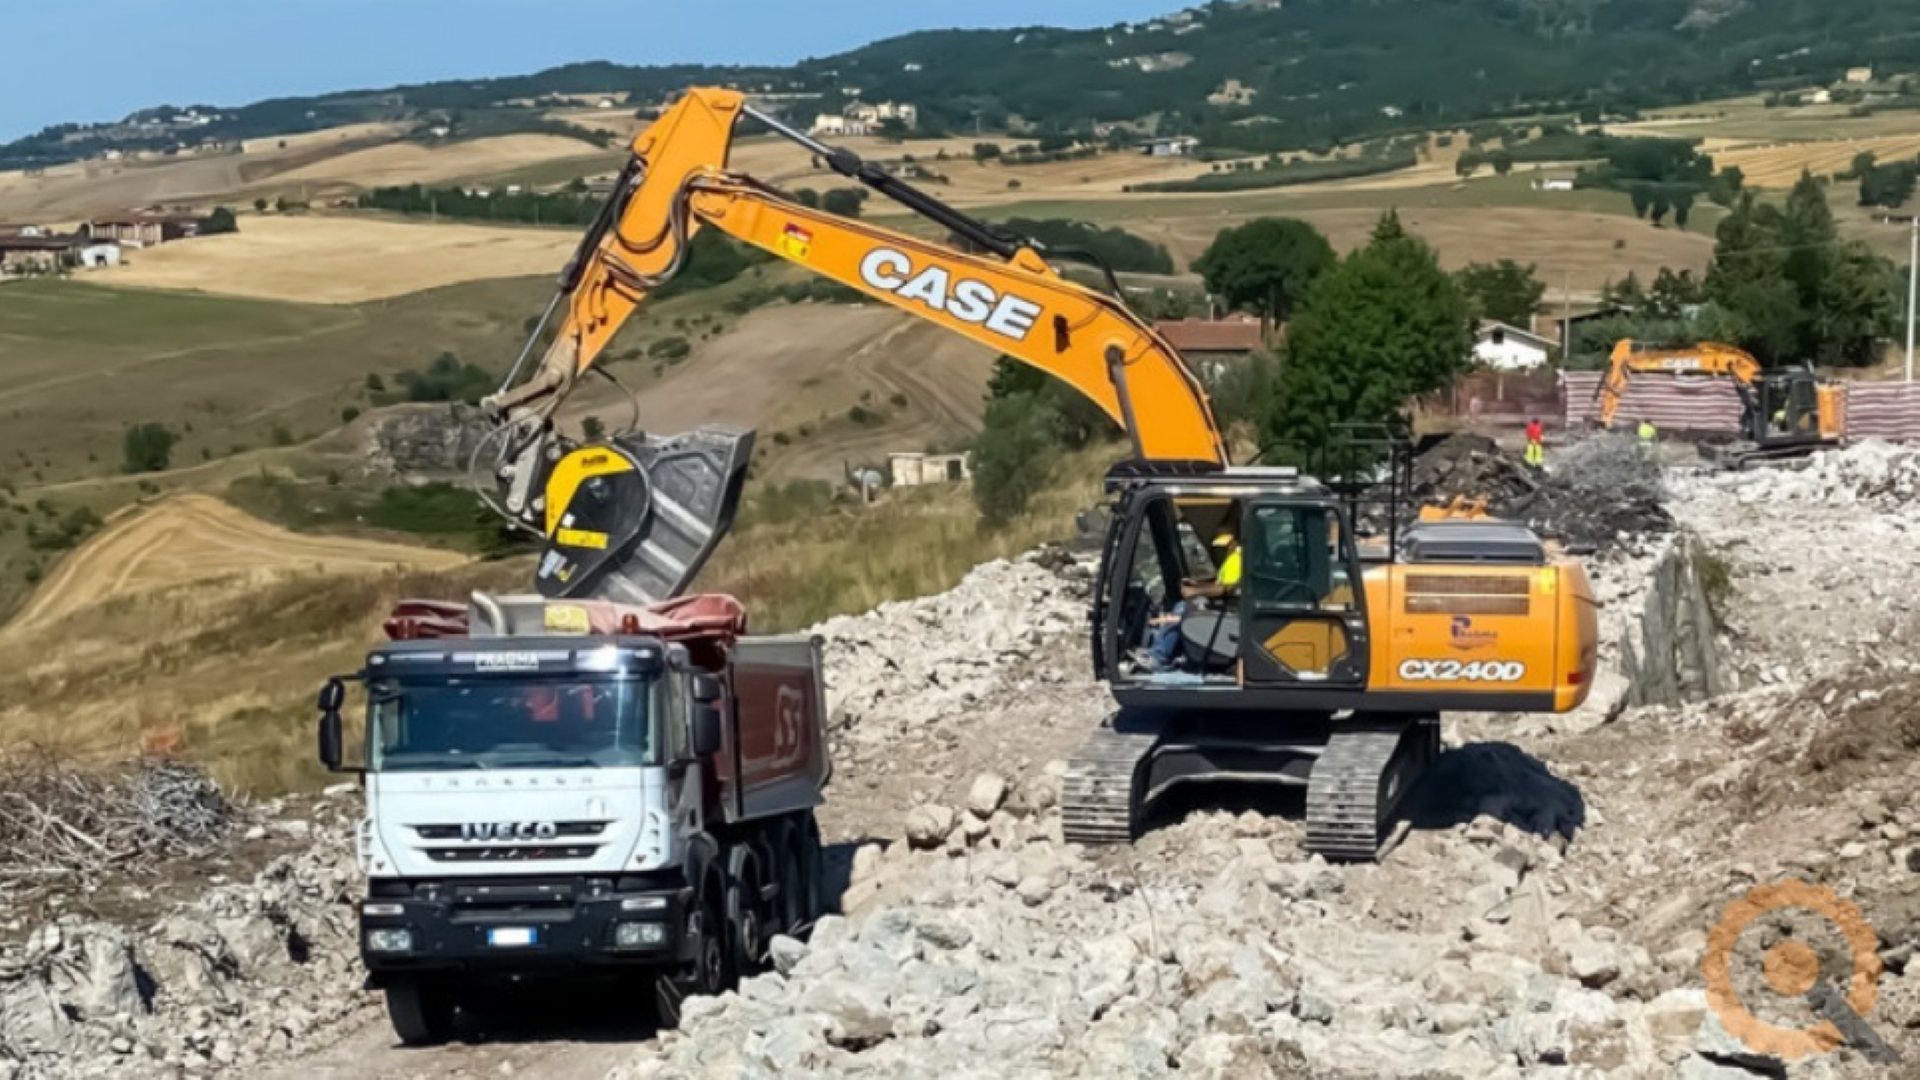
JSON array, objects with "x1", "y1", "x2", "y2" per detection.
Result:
[
  {"x1": 1060, "y1": 714, "x2": 1166, "y2": 846},
  {"x1": 1304, "y1": 716, "x2": 1440, "y2": 862}
]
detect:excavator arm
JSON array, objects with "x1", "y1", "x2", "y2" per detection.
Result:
[
  {"x1": 1595, "y1": 338, "x2": 1761, "y2": 427},
  {"x1": 480, "y1": 88, "x2": 1226, "y2": 602}
]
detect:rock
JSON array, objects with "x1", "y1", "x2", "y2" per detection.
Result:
[
  {"x1": 968, "y1": 774, "x2": 1010, "y2": 817},
  {"x1": 1567, "y1": 937, "x2": 1626, "y2": 989},
  {"x1": 905, "y1": 805, "x2": 957, "y2": 850},
  {"x1": 769, "y1": 935, "x2": 808, "y2": 976},
  {"x1": 913, "y1": 914, "x2": 972, "y2": 951},
  {"x1": 1015, "y1": 875, "x2": 1055, "y2": 907},
  {"x1": 797, "y1": 979, "x2": 892, "y2": 1046}
]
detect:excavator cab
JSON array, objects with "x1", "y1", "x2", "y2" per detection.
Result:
[{"x1": 1094, "y1": 465, "x2": 1370, "y2": 699}]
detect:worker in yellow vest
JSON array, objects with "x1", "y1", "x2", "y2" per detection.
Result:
[{"x1": 1637, "y1": 417, "x2": 1657, "y2": 457}]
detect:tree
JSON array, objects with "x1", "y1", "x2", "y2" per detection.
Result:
[
  {"x1": 822, "y1": 188, "x2": 868, "y2": 218},
  {"x1": 1490, "y1": 151, "x2": 1514, "y2": 176},
  {"x1": 877, "y1": 117, "x2": 910, "y2": 141},
  {"x1": 201, "y1": 206, "x2": 239, "y2": 235},
  {"x1": 1261, "y1": 212, "x2": 1473, "y2": 454},
  {"x1": 986, "y1": 356, "x2": 1112, "y2": 449},
  {"x1": 1628, "y1": 185, "x2": 1653, "y2": 219},
  {"x1": 972, "y1": 143, "x2": 1003, "y2": 163},
  {"x1": 970, "y1": 392, "x2": 1059, "y2": 523},
  {"x1": 123, "y1": 423, "x2": 179, "y2": 474},
  {"x1": 1454, "y1": 259, "x2": 1545, "y2": 325},
  {"x1": 1704, "y1": 176, "x2": 1897, "y2": 366},
  {"x1": 582, "y1": 416, "x2": 606, "y2": 441},
  {"x1": 1191, "y1": 218, "x2": 1335, "y2": 332},
  {"x1": 365, "y1": 372, "x2": 386, "y2": 392},
  {"x1": 253, "y1": 197, "x2": 268, "y2": 213}
]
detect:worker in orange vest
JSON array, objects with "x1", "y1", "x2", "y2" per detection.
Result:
[{"x1": 1524, "y1": 417, "x2": 1545, "y2": 468}]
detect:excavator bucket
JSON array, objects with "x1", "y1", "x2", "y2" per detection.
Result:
[{"x1": 534, "y1": 426, "x2": 755, "y2": 605}]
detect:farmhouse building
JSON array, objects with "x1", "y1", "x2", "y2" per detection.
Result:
[{"x1": 1472, "y1": 321, "x2": 1556, "y2": 371}]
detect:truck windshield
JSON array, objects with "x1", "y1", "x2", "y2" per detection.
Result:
[{"x1": 367, "y1": 677, "x2": 653, "y2": 772}]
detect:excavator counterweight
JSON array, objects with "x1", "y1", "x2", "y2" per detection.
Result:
[{"x1": 475, "y1": 87, "x2": 1600, "y2": 861}]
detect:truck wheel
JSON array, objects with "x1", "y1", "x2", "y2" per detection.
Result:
[
  {"x1": 655, "y1": 875, "x2": 731, "y2": 1031},
  {"x1": 796, "y1": 814, "x2": 826, "y2": 925},
  {"x1": 728, "y1": 855, "x2": 767, "y2": 976},
  {"x1": 385, "y1": 979, "x2": 456, "y2": 1047}
]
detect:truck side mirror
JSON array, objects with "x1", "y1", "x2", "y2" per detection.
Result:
[
  {"x1": 691, "y1": 704, "x2": 723, "y2": 757},
  {"x1": 317, "y1": 677, "x2": 346, "y2": 773},
  {"x1": 318, "y1": 712, "x2": 344, "y2": 773},
  {"x1": 690, "y1": 673, "x2": 723, "y2": 703}
]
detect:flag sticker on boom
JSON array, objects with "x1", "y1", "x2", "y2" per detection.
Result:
[{"x1": 778, "y1": 224, "x2": 813, "y2": 260}]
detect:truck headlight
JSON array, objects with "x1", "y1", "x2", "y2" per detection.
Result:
[
  {"x1": 366, "y1": 928, "x2": 414, "y2": 952},
  {"x1": 614, "y1": 922, "x2": 666, "y2": 947},
  {"x1": 620, "y1": 896, "x2": 668, "y2": 912}
]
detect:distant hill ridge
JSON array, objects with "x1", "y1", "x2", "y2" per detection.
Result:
[{"x1": 7, "y1": 0, "x2": 1916, "y2": 169}]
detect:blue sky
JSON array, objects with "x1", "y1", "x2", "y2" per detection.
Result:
[{"x1": 2, "y1": 1, "x2": 1178, "y2": 141}]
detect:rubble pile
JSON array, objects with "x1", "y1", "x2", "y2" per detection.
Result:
[
  {"x1": 814, "y1": 551, "x2": 1093, "y2": 736},
  {"x1": 0, "y1": 786, "x2": 369, "y2": 1078},
  {"x1": 1714, "y1": 440, "x2": 1920, "y2": 507},
  {"x1": 1410, "y1": 433, "x2": 1674, "y2": 550}
]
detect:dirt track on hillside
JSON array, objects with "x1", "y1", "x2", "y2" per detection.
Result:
[{"x1": 4, "y1": 494, "x2": 466, "y2": 637}]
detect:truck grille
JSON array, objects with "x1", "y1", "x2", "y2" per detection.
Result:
[
  {"x1": 411, "y1": 821, "x2": 609, "y2": 841},
  {"x1": 425, "y1": 845, "x2": 599, "y2": 862}
]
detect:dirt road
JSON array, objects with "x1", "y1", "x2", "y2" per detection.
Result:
[{"x1": 4, "y1": 494, "x2": 466, "y2": 637}]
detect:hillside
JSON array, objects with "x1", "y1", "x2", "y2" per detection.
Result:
[{"x1": 8, "y1": 0, "x2": 1919, "y2": 169}]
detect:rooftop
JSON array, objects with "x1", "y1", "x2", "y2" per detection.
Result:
[{"x1": 1155, "y1": 317, "x2": 1267, "y2": 354}]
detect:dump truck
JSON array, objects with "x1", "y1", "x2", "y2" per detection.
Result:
[{"x1": 315, "y1": 590, "x2": 831, "y2": 1045}]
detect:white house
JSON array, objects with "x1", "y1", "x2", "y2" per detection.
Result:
[
  {"x1": 1472, "y1": 322, "x2": 1556, "y2": 371},
  {"x1": 888, "y1": 452, "x2": 972, "y2": 487}
]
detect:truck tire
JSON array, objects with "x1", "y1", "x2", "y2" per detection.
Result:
[
  {"x1": 385, "y1": 979, "x2": 456, "y2": 1047},
  {"x1": 727, "y1": 851, "x2": 768, "y2": 976},
  {"x1": 797, "y1": 813, "x2": 826, "y2": 925}
]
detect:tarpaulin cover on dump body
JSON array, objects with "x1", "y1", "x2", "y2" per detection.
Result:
[{"x1": 383, "y1": 593, "x2": 748, "y2": 644}]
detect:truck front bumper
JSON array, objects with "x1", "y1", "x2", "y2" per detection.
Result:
[{"x1": 357, "y1": 883, "x2": 688, "y2": 980}]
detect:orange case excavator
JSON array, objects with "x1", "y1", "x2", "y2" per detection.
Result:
[{"x1": 473, "y1": 88, "x2": 1600, "y2": 861}]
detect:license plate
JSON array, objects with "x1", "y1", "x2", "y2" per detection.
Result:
[{"x1": 487, "y1": 927, "x2": 536, "y2": 947}]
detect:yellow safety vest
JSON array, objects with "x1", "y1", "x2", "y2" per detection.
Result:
[
  {"x1": 1638, "y1": 421, "x2": 1656, "y2": 442},
  {"x1": 1218, "y1": 547, "x2": 1242, "y2": 588}
]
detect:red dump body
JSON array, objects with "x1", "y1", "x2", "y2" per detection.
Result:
[{"x1": 380, "y1": 593, "x2": 828, "y2": 825}]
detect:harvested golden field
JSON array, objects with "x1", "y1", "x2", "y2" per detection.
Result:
[
  {"x1": 100, "y1": 214, "x2": 575, "y2": 303},
  {"x1": 1711, "y1": 134, "x2": 1920, "y2": 189},
  {"x1": 265, "y1": 133, "x2": 608, "y2": 192},
  {"x1": 3, "y1": 494, "x2": 467, "y2": 639},
  {"x1": 1124, "y1": 205, "x2": 1714, "y2": 294}
]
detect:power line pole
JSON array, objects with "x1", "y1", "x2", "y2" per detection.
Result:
[{"x1": 1879, "y1": 214, "x2": 1918, "y2": 382}]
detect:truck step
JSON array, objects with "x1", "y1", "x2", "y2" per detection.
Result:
[
  {"x1": 1061, "y1": 715, "x2": 1165, "y2": 846},
  {"x1": 1303, "y1": 717, "x2": 1439, "y2": 862}
]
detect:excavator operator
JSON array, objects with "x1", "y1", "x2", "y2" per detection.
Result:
[{"x1": 1143, "y1": 524, "x2": 1243, "y2": 671}]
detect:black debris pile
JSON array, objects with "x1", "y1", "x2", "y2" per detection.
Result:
[{"x1": 1409, "y1": 433, "x2": 1673, "y2": 550}]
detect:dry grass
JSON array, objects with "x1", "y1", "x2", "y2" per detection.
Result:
[
  {"x1": 3, "y1": 493, "x2": 468, "y2": 636},
  {"x1": 0, "y1": 558, "x2": 529, "y2": 796},
  {"x1": 703, "y1": 446, "x2": 1111, "y2": 633},
  {"x1": 100, "y1": 214, "x2": 576, "y2": 303}
]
